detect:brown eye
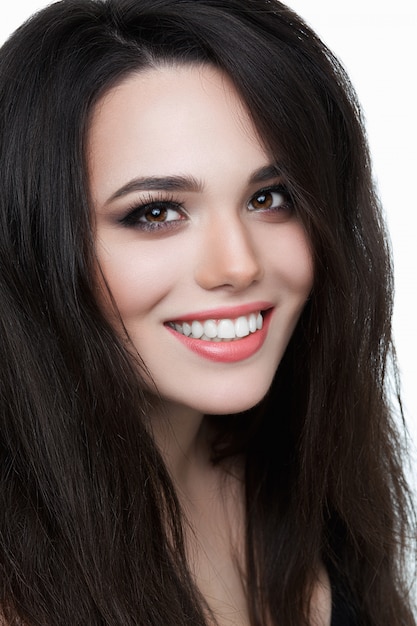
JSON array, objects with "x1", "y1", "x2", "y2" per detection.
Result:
[
  {"x1": 137, "y1": 202, "x2": 184, "y2": 225},
  {"x1": 120, "y1": 200, "x2": 186, "y2": 230},
  {"x1": 250, "y1": 191, "x2": 275, "y2": 210},
  {"x1": 248, "y1": 187, "x2": 289, "y2": 211},
  {"x1": 248, "y1": 186, "x2": 293, "y2": 215},
  {"x1": 143, "y1": 206, "x2": 168, "y2": 222}
]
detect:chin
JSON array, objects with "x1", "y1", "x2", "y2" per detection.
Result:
[{"x1": 182, "y1": 378, "x2": 274, "y2": 416}]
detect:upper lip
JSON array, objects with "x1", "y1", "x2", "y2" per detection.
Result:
[{"x1": 167, "y1": 301, "x2": 274, "y2": 323}]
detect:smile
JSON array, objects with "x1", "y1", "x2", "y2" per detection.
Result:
[
  {"x1": 167, "y1": 311, "x2": 263, "y2": 342},
  {"x1": 165, "y1": 306, "x2": 273, "y2": 363}
]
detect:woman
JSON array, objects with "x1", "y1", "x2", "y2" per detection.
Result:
[{"x1": 0, "y1": 0, "x2": 415, "y2": 624}]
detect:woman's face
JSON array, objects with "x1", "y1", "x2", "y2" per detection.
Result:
[{"x1": 89, "y1": 64, "x2": 313, "y2": 415}]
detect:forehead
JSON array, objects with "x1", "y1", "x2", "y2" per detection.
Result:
[{"x1": 87, "y1": 64, "x2": 270, "y2": 204}]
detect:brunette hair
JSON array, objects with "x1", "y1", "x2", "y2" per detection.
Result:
[{"x1": 0, "y1": 1, "x2": 415, "y2": 624}]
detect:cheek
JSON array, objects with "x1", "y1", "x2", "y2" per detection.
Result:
[
  {"x1": 266, "y1": 223, "x2": 314, "y2": 296},
  {"x1": 290, "y1": 235, "x2": 314, "y2": 295},
  {"x1": 95, "y1": 241, "x2": 178, "y2": 320}
]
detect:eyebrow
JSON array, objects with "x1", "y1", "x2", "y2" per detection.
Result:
[
  {"x1": 105, "y1": 175, "x2": 203, "y2": 204},
  {"x1": 249, "y1": 164, "x2": 282, "y2": 184},
  {"x1": 105, "y1": 164, "x2": 282, "y2": 204}
]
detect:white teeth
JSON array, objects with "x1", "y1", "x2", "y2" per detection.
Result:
[
  {"x1": 191, "y1": 320, "x2": 204, "y2": 339},
  {"x1": 217, "y1": 319, "x2": 235, "y2": 339},
  {"x1": 203, "y1": 319, "x2": 217, "y2": 338},
  {"x1": 235, "y1": 316, "x2": 250, "y2": 338},
  {"x1": 256, "y1": 312, "x2": 263, "y2": 330},
  {"x1": 170, "y1": 311, "x2": 265, "y2": 342},
  {"x1": 248, "y1": 313, "x2": 257, "y2": 333}
]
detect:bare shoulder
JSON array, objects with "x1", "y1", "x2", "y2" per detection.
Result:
[{"x1": 309, "y1": 565, "x2": 332, "y2": 626}]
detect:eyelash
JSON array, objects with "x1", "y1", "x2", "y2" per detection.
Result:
[
  {"x1": 119, "y1": 194, "x2": 186, "y2": 232},
  {"x1": 119, "y1": 184, "x2": 294, "y2": 232}
]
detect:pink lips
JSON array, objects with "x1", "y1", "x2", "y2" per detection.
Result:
[{"x1": 165, "y1": 303, "x2": 273, "y2": 363}]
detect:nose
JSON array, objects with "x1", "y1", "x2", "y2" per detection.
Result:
[{"x1": 194, "y1": 214, "x2": 264, "y2": 291}]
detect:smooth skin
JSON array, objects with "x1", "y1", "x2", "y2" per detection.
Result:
[{"x1": 89, "y1": 64, "x2": 329, "y2": 625}]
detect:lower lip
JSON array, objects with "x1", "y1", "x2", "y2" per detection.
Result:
[{"x1": 165, "y1": 309, "x2": 273, "y2": 363}]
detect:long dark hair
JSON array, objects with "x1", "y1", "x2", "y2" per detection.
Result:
[{"x1": 0, "y1": 1, "x2": 415, "y2": 624}]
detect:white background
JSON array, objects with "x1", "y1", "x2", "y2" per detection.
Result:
[{"x1": 1, "y1": 0, "x2": 416, "y2": 514}]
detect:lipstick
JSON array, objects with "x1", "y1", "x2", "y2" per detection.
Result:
[{"x1": 164, "y1": 304, "x2": 273, "y2": 363}]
